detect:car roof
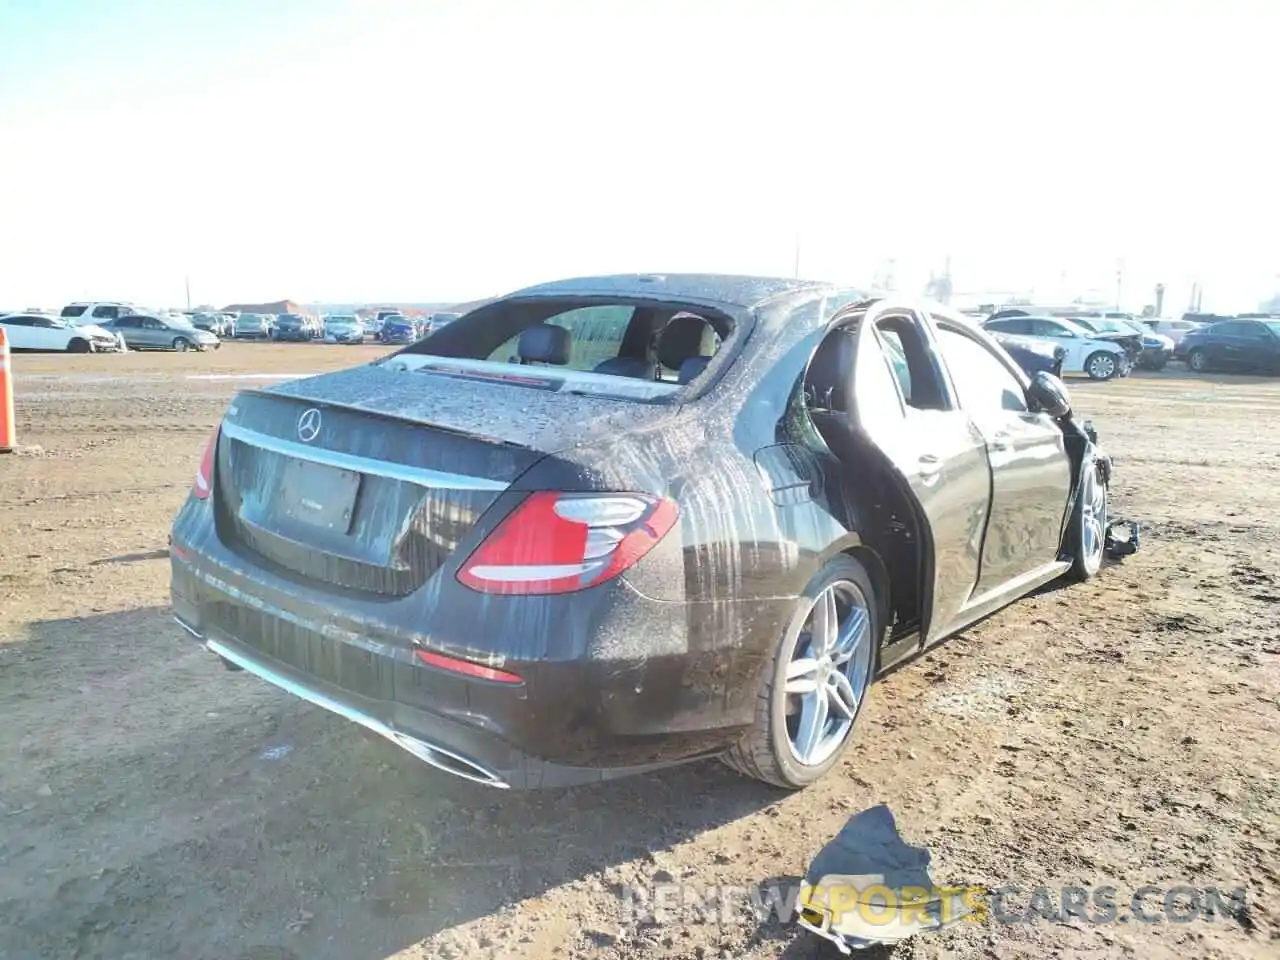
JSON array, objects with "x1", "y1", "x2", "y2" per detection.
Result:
[{"x1": 500, "y1": 273, "x2": 835, "y2": 310}]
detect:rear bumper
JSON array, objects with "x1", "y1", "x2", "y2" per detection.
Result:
[
  {"x1": 169, "y1": 507, "x2": 790, "y2": 788},
  {"x1": 174, "y1": 612, "x2": 629, "y2": 788}
]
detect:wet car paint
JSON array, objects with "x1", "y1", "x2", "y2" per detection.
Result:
[{"x1": 171, "y1": 275, "x2": 1104, "y2": 788}]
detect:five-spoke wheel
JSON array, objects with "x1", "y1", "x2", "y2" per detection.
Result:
[{"x1": 724, "y1": 555, "x2": 880, "y2": 788}]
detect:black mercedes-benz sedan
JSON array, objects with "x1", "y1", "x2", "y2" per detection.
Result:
[{"x1": 170, "y1": 274, "x2": 1116, "y2": 790}]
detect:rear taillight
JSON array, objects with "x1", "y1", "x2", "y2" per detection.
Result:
[
  {"x1": 193, "y1": 429, "x2": 218, "y2": 500},
  {"x1": 456, "y1": 492, "x2": 678, "y2": 595}
]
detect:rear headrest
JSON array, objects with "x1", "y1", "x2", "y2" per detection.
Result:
[
  {"x1": 593, "y1": 356, "x2": 653, "y2": 379},
  {"x1": 656, "y1": 314, "x2": 711, "y2": 370},
  {"x1": 517, "y1": 324, "x2": 570, "y2": 365},
  {"x1": 678, "y1": 356, "x2": 710, "y2": 384}
]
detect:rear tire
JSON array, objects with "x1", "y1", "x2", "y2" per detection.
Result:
[
  {"x1": 67, "y1": 338, "x2": 90, "y2": 353},
  {"x1": 1085, "y1": 350, "x2": 1118, "y2": 380},
  {"x1": 722, "y1": 556, "x2": 880, "y2": 789},
  {"x1": 1188, "y1": 348, "x2": 1209, "y2": 373}
]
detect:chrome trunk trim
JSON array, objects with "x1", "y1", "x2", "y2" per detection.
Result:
[{"x1": 219, "y1": 420, "x2": 508, "y2": 491}]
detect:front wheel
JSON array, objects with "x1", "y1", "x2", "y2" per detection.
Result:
[
  {"x1": 1067, "y1": 456, "x2": 1108, "y2": 581},
  {"x1": 173, "y1": 337, "x2": 190, "y2": 352},
  {"x1": 722, "y1": 556, "x2": 879, "y2": 789},
  {"x1": 1187, "y1": 348, "x2": 1209, "y2": 373},
  {"x1": 67, "y1": 338, "x2": 91, "y2": 353},
  {"x1": 1085, "y1": 350, "x2": 1119, "y2": 380}
]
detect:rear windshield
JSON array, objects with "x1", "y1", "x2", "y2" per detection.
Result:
[{"x1": 388, "y1": 298, "x2": 735, "y2": 400}]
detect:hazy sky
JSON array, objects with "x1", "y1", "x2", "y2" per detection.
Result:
[{"x1": 1, "y1": 0, "x2": 1276, "y2": 313}]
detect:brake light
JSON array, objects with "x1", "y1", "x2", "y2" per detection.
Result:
[
  {"x1": 193, "y1": 429, "x2": 218, "y2": 500},
  {"x1": 456, "y1": 492, "x2": 678, "y2": 595}
]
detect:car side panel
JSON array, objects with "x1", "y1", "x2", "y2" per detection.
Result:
[{"x1": 969, "y1": 411, "x2": 1071, "y2": 594}]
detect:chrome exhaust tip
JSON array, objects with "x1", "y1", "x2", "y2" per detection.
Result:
[{"x1": 201, "y1": 635, "x2": 509, "y2": 789}]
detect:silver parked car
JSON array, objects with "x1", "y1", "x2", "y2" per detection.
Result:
[
  {"x1": 233, "y1": 314, "x2": 272, "y2": 339},
  {"x1": 102, "y1": 314, "x2": 221, "y2": 352}
]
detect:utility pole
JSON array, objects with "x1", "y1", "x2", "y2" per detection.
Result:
[
  {"x1": 185, "y1": 276, "x2": 191, "y2": 310},
  {"x1": 792, "y1": 236, "x2": 801, "y2": 279},
  {"x1": 1115, "y1": 258, "x2": 1124, "y2": 312}
]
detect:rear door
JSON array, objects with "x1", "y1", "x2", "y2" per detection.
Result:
[
  {"x1": 1209, "y1": 322, "x2": 1246, "y2": 368},
  {"x1": 31, "y1": 316, "x2": 65, "y2": 350},
  {"x1": 1233, "y1": 321, "x2": 1280, "y2": 371},
  {"x1": 140, "y1": 317, "x2": 168, "y2": 347},
  {"x1": 932, "y1": 322, "x2": 1072, "y2": 596},
  {"x1": 1028, "y1": 318, "x2": 1086, "y2": 371},
  {"x1": 841, "y1": 299, "x2": 992, "y2": 644},
  {"x1": 1, "y1": 317, "x2": 35, "y2": 349},
  {"x1": 113, "y1": 316, "x2": 143, "y2": 346}
]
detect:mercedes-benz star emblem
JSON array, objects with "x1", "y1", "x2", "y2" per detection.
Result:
[{"x1": 296, "y1": 408, "x2": 322, "y2": 442}]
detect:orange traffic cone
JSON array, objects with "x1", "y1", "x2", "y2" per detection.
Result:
[{"x1": 0, "y1": 328, "x2": 14, "y2": 453}]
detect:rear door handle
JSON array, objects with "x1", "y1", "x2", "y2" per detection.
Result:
[{"x1": 990, "y1": 432, "x2": 1013, "y2": 451}]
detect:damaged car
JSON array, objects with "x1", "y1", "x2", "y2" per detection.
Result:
[{"x1": 170, "y1": 274, "x2": 1129, "y2": 790}]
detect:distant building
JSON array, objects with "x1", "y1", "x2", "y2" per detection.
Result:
[{"x1": 222, "y1": 299, "x2": 311, "y2": 316}]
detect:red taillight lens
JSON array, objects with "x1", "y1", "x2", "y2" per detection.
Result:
[
  {"x1": 456, "y1": 492, "x2": 678, "y2": 595},
  {"x1": 414, "y1": 649, "x2": 523, "y2": 684},
  {"x1": 193, "y1": 430, "x2": 218, "y2": 500}
]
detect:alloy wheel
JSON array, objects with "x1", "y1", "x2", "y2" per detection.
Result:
[
  {"x1": 784, "y1": 580, "x2": 873, "y2": 767},
  {"x1": 1087, "y1": 353, "x2": 1116, "y2": 379},
  {"x1": 1080, "y1": 461, "x2": 1107, "y2": 570}
]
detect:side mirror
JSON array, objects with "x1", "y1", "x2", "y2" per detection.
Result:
[{"x1": 1028, "y1": 371, "x2": 1072, "y2": 418}]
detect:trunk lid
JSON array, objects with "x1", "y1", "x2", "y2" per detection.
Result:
[{"x1": 213, "y1": 363, "x2": 674, "y2": 597}]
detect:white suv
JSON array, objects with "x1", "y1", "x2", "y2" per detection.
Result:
[
  {"x1": 0, "y1": 313, "x2": 122, "y2": 352},
  {"x1": 60, "y1": 301, "x2": 136, "y2": 324},
  {"x1": 983, "y1": 315, "x2": 1130, "y2": 380}
]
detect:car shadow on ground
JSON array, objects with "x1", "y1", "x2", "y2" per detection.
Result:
[
  {"x1": 88, "y1": 548, "x2": 170, "y2": 565},
  {"x1": 4, "y1": 606, "x2": 797, "y2": 959}
]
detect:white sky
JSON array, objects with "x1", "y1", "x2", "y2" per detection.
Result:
[{"x1": 0, "y1": 0, "x2": 1276, "y2": 313}]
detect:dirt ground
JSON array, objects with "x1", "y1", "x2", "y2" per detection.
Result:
[{"x1": 1, "y1": 342, "x2": 1277, "y2": 960}]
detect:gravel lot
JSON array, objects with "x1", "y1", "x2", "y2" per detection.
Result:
[{"x1": 1, "y1": 343, "x2": 1277, "y2": 960}]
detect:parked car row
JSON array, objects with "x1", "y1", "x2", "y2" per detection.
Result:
[{"x1": 2, "y1": 304, "x2": 224, "y2": 353}]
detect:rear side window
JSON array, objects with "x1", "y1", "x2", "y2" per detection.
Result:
[
  {"x1": 988, "y1": 318, "x2": 1028, "y2": 335},
  {"x1": 61, "y1": 305, "x2": 86, "y2": 317},
  {"x1": 1030, "y1": 319, "x2": 1069, "y2": 337}
]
